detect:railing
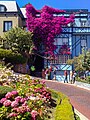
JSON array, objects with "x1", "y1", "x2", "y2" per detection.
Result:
[{"x1": 49, "y1": 55, "x2": 71, "y2": 64}]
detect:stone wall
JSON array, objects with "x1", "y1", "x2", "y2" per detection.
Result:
[{"x1": 14, "y1": 63, "x2": 30, "y2": 74}]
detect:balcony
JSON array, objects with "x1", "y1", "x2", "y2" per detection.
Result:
[{"x1": 49, "y1": 55, "x2": 71, "y2": 64}]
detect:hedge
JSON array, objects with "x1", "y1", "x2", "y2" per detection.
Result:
[
  {"x1": 0, "y1": 48, "x2": 26, "y2": 64},
  {"x1": 50, "y1": 89, "x2": 75, "y2": 120}
]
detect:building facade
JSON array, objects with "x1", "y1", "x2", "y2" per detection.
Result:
[
  {"x1": 46, "y1": 9, "x2": 90, "y2": 81},
  {"x1": 0, "y1": 1, "x2": 90, "y2": 81},
  {"x1": 0, "y1": 1, "x2": 24, "y2": 36}
]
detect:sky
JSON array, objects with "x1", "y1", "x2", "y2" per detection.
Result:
[{"x1": 15, "y1": 0, "x2": 90, "y2": 11}]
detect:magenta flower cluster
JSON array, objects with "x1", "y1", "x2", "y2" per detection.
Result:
[
  {"x1": 31, "y1": 110, "x2": 38, "y2": 120},
  {"x1": 34, "y1": 86, "x2": 51, "y2": 100},
  {"x1": 31, "y1": 79, "x2": 51, "y2": 100},
  {"x1": 26, "y1": 4, "x2": 75, "y2": 56},
  {"x1": 0, "y1": 91, "x2": 32, "y2": 118},
  {"x1": 5, "y1": 90, "x2": 18, "y2": 99},
  {"x1": 59, "y1": 44, "x2": 71, "y2": 55},
  {"x1": 0, "y1": 83, "x2": 51, "y2": 120}
]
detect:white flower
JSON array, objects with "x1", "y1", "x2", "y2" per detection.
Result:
[
  {"x1": 29, "y1": 96, "x2": 36, "y2": 100},
  {"x1": 29, "y1": 96, "x2": 38, "y2": 101}
]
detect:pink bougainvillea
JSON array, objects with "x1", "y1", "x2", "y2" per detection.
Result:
[
  {"x1": 26, "y1": 4, "x2": 75, "y2": 56},
  {"x1": 59, "y1": 44, "x2": 71, "y2": 55}
]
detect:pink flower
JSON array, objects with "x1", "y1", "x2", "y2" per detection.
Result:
[
  {"x1": 0, "y1": 98, "x2": 7, "y2": 104},
  {"x1": 11, "y1": 101, "x2": 19, "y2": 108},
  {"x1": 26, "y1": 5, "x2": 74, "y2": 57},
  {"x1": 31, "y1": 110, "x2": 38, "y2": 119},
  {"x1": 42, "y1": 92, "x2": 47, "y2": 95},
  {"x1": 14, "y1": 106, "x2": 30, "y2": 113},
  {"x1": 13, "y1": 107, "x2": 23, "y2": 113},
  {"x1": 13, "y1": 107, "x2": 18, "y2": 112},
  {"x1": 20, "y1": 98, "x2": 26, "y2": 103},
  {"x1": 41, "y1": 80, "x2": 45, "y2": 84},
  {"x1": 3, "y1": 100, "x2": 11, "y2": 107},
  {"x1": 70, "y1": 14, "x2": 75, "y2": 19},
  {"x1": 8, "y1": 113, "x2": 18, "y2": 118},
  {"x1": 11, "y1": 91, "x2": 18, "y2": 96},
  {"x1": 22, "y1": 101, "x2": 27, "y2": 106},
  {"x1": 26, "y1": 106, "x2": 30, "y2": 112},
  {"x1": 5, "y1": 92, "x2": 13, "y2": 99},
  {"x1": 15, "y1": 96, "x2": 22, "y2": 102}
]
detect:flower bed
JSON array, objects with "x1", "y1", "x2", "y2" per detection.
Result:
[
  {"x1": 0, "y1": 79, "x2": 51, "y2": 119},
  {"x1": 0, "y1": 64, "x2": 76, "y2": 120}
]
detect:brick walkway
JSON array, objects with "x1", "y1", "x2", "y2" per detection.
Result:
[{"x1": 45, "y1": 80, "x2": 90, "y2": 119}]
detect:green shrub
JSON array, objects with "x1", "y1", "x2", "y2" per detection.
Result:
[
  {"x1": 76, "y1": 76, "x2": 90, "y2": 84},
  {"x1": 55, "y1": 97, "x2": 75, "y2": 120},
  {"x1": 0, "y1": 48, "x2": 12, "y2": 59},
  {"x1": 0, "y1": 86, "x2": 13, "y2": 99},
  {"x1": 0, "y1": 48, "x2": 26, "y2": 64},
  {"x1": 50, "y1": 89, "x2": 75, "y2": 120},
  {"x1": 0, "y1": 36, "x2": 4, "y2": 48},
  {"x1": 86, "y1": 76, "x2": 90, "y2": 84}
]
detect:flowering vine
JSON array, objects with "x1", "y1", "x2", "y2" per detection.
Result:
[
  {"x1": 26, "y1": 4, "x2": 75, "y2": 57},
  {"x1": 59, "y1": 44, "x2": 71, "y2": 55}
]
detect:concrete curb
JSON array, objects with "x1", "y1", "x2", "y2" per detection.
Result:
[
  {"x1": 74, "y1": 109, "x2": 89, "y2": 120},
  {"x1": 75, "y1": 84, "x2": 90, "y2": 91},
  {"x1": 74, "y1": 81, "x2": 90, "y2": 91}
]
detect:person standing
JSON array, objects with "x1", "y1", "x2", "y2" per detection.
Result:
[
  {"x1": 53, "y1": 67, "x2": 57, "y2": 80},
  {"x1": 45, "y1": 67, "x2": 49, "y2": 80},
  {"x1": 72, "y1": 71, "x2": 76, "y2": 84},
  {"x1": 42, "y1": 69, "x2": 45, "y2": 79},
  {"x1": 70, "y1": 71, "x2": 74, "y2": 84},
  {"x1": 49, "y1": 66, "x2": 53, "y2": 80},
  {"x1": 64, "y1": 70, "x2": 68, "y2": 83}
]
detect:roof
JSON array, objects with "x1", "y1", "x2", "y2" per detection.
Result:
[
  {"x1": 20, "y1": 8, "x2": 89, "y2": 19},
  {"x1": 0, "y1": 1, "x2": 18, "y2": 12},
  {"x1": 0, "y1": 1, "x2": 89, "y2": 18},
  {"x1": 63, "y1": 9, "x2": 88, "y2": 13},
  {"x1": 20, "y1": 8, "x2": 26, "y2": 18}
]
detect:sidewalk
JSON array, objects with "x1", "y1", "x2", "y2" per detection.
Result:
[
  {"x1": 75, "y1": 81, "x2": 90, "y2": 90},
  {"x1": 57, "y1": 79, "x2": 90, "y2": 91},
  {"x1": 32, "y1": 75, "x2": 90, "y2": 90}
]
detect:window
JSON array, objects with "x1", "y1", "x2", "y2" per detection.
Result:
[
  {"x1": 3, "y1": 21, "x2": 12, "y2": 32},
  {"x1": 0, "y1": 5, "x2": 6, "y2": 12},
  {"x1": 79, "y1": 18, "x2": 87, "y2": 27},
  {"x1": 0, "y1": 6, "x2": 4, "y2": 12},
  {"x1": 81, "y1": 40, "x2": 86, "y2": 47},
  {"x1": 54, "y1": 38, "x2": 68, "y2": 45},
  {"x1": 62, "y1": 38, "x2": 68, "y2": 44},
  {"x1": 80, "y1": 21, "x2": 87, "y2": 27}
]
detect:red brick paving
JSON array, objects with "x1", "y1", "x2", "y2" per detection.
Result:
[{"x1": 45, "y1": 80, "x2": 90, "y2": 119}]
